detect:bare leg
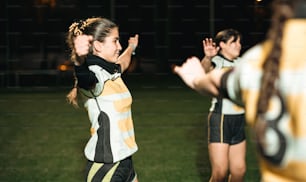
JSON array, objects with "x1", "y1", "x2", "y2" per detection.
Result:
[
  {"x1": 228, "y1": 140, "x2": 246, "y2": 182},
  {"x1": 209, "y1": 143, "x2": 230, "y2": 182}
]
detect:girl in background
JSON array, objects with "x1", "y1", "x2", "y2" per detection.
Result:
[{"x1": 201, "y1": 29, "x2": 246, "y2": 182}]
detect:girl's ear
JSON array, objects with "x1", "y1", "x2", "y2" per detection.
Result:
[
  {"x1": 93, "y1": 40, "x2": 102, "y2": 52},
  {"x1": 219, "y1": 41, "x2": 225, "y2": 48}
]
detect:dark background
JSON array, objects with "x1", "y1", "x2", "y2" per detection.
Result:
[{"x1": 0, "y1": 0, "x2": 272, "y2": 87}]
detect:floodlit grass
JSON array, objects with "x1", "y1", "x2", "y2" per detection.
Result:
[{"x1": 0, "y1": 74, "x2": 260, "y2": 182}]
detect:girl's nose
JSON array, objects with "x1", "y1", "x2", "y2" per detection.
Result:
[{"x1": 117, "y1": 42, "x2": 122, "y2": 51}]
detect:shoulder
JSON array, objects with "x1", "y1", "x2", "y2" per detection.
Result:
[
  {"x1": 241, "y1": 43, "x2": 265, "y2": 62},
  {"x1": 212, "y1": 55, "x2": 225, "y2": 62},
  {"x1": 211, "y1": 55, "x2": 226, "y2": 68},
  {"x1": 88, "y1": 64, "x2": 103, "y2": 73}
]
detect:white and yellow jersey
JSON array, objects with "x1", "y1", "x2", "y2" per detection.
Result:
[
  {"x1": 210, "y1": 55, "x2": 244, "y2": 114},
  {"x1": 224, "y1": 20, "x2": 306, "y2": 181},
  {"x1": 79, "y1": 58, "x2": 138, "y2": 163}
]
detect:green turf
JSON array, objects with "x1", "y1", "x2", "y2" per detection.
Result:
[{"x1": 0, "y1": 74, "x2": 260, "y2": 181}]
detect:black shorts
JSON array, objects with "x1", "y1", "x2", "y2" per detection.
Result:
[
  {"x1": 208, "y1": 112, "x2": 246, "y2": 145},
  {"x1": 85, "y1": 156, "x2": 137, "y2": 182}
]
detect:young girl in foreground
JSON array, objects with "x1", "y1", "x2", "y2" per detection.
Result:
[{"x1": 66, "y1": 17, "x2": 139, "y2": 182}]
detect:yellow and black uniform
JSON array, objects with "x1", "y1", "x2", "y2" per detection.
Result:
[
  {"x1": 220, "y1": 20, "x2": 306, "y2": 181},
  {"x1": 75, "y1": 55, "x2": 138, "y2": 182},
  {"x1": 208, "y1": 55, "x2": 246, "y2": 144}
]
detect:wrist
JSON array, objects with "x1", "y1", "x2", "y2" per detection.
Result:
[
  {"x1": 193, "y1": 76, "x2": 202, "y2": 89},
  {"x1": 129, "y1": 44, "x2": 136, "y2": 55},
  {"x1": 204, "y1": 55, "x2": 213, "y2": 60},
  {"x1": 129, "y1": 44, "x2": 136, "y2": 50}
]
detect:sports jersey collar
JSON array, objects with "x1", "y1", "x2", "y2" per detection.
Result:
[
  {"x1": 217, "y1": 53, "x2": 236, "y2": 62},
  {"x1": 86, "y1": 55, "x2": 121, "y2": 74}
]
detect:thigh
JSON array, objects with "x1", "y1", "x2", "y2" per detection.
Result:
[
  {"x1": 209, "y1": 143, "x2": 230, "y2": 169},
  {"x1": 229, "y1": 140, "x2": 246, "y2": 173},
  {"x1": 229, "y1": 140, "x2": 246, "y2": 165}
]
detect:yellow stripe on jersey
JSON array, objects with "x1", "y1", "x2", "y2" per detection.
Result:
[
  {"x1": 90, "y1": 127, "x2": 96, "y2": 136},
  {"x1": 114, "y1": 97, "x2": 132, "y2": 113},
  {"x1": 281, "y1": 20, "x2": 306, "y2": 70},
  {"x1": 242, "y1": 90, "x2": 260, "y2": 127},
  {"x1": 232, "y1": 105, "x2": 244, "y2": 112},
  {"x1": 262, "y1": 160, "x2": 306, "y2": 182},
  {"x1": 124, "y1": 136, "x2": 137, "y2": 148},
  {"x1": 102, "y1": 78, "x2": 129, "y2": 96},
  {"x1": 118, "y1": 117, "x2": 134, "y2": 132}
]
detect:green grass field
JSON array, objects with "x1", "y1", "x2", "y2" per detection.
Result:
[{"x1": 0, "y1": 74, "x2": 260, "y2": 182}]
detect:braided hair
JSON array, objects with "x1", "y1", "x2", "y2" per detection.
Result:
[
  {"x1": 257, "y1": 0, "x2": 296, "y2": 115},
  {"x1": 254, "y1": 0, "x2": 298, "y2": 149}
]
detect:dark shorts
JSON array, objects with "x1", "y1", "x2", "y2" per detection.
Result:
[
  {"x1": 85, "y1": 156, "x2": 137, "y2": 182},
  {"x1": 208, "y1": 112, "x2": 246, "y2": 145}
]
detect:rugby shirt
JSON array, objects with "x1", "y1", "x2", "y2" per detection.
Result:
[
  {"x1": 222, "y1": 20, "x2": 306, "y2": 181},
  {"x1": 76, "y1": 55, "x2": 138, "y2": 163},
  {"x1": 210, "y1": 54, "x2": 245, "y2": 114}
]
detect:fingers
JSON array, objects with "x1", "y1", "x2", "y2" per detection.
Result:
[
  {"x1": 74, "y1": 35, "x2": 93, "y2": 56},
  {"x1": 203, "y1": 38, "x2": 214, "y2": 47},
  {"x1": 129, "y1": 34, "x2": 139, "y2": 47},
  {"x1": 75, "y1": 35, "x2": 93, "y2": 45},
  {"x1": 216, "y1": 46, "x2": 220, "y2": 52},
  {"x1": 172, "y1": 61, "x2": 189, "y2": 75},
  {"x1": 173, "y1": 57, "x2": 200, "y2": 74},
  {"x1": 128, "y1": 34, "x2": 139, "y2": 55},
  {"x1": 134, "y1": 34, "x2": 139, "y2": 40},
  {"x1": 172, "y1": 64, "x2": 180, "y2": 74}
]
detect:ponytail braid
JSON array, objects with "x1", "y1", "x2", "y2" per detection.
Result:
[
  {"x1": 257, "y1": 0, "x2": 295, "y2": 115},
  {"x1": 254, "y1": 0, "x2": 295, "y2": 146}
]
